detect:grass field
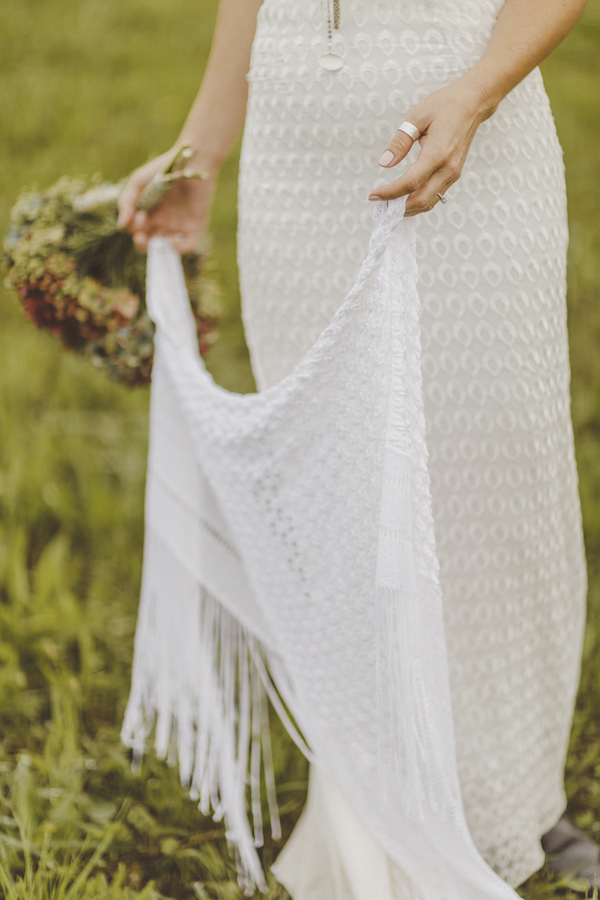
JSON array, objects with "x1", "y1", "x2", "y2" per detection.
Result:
[{"x1": 0, "y1": 0, "x2": 599, "y2": 897}]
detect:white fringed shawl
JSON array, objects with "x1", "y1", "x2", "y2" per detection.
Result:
[{"x1": 121, "y1": 200, "x2": 519, "y2": 900}]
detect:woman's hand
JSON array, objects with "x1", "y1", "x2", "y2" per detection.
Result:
[
  {"x1": 371, "y1": 0, "x2": 588, "y2": 216},
  {"x1": 117, "y1": 147, "x2": 216, "y2": 254},
  {"x1": 369, "y1": 75, "x2": 494, "y2": 216}
]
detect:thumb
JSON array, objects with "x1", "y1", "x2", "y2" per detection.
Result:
[
  {"x1": 117, "y1": 172, "x2": 149, "y2": 229},
  {"x1": 117, "y1": 152, "x2": 172, "y2": 229},
  {"x1": 377, "y1": 121, "x2": 424, "y2": 169}
]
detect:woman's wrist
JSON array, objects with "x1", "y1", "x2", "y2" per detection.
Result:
[
  {"x1": 456, "y1": 67, "x2": 504, "y2": 123},
  {"x1": 171, "y1": 135, "x2": 224, "y2": 178}
]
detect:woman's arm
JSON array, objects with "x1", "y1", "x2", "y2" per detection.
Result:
[
  {"x1": 117, "y1": 0, "x2": 263, "y2": 251},
  {"x1": 178, "y1": 0, "x2": 264, "y2": 166},
  {"x1": 371, "y1": 0, "x2": 588, "y2": 215}
]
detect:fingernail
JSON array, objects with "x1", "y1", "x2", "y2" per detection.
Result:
[
  {"x1": 369, "y1": 194, "x2": 383, "y2": 201},
  {"x1": 378, "y1": 150, "x2": 394, "y2": 167}
]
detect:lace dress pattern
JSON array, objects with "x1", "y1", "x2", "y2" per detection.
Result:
[{"x1": 238, "y1": 0, "x2": 587, "y2": 886}]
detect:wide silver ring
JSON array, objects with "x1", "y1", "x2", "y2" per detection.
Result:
[
  {"x1": 437, "y1": 193, "x2": 448, "y2": 204},
  {"x1": 397, "y1": 120, "x2": 420, "y2": 142}
]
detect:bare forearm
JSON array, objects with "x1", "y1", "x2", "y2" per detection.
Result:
[
  {"x1": 179, "y1": 0, "x2": 264, "y2": 172},
  {"x1": 465, "y1": 0, "x2": 588, "y2": 117},
  {"x1": 117, "y1": 0, "x2": 262, "y2": 240}
]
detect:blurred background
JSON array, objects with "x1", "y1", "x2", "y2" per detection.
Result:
[{"x1": 0, "y1": 0, "x2": 599, "y2": 897}]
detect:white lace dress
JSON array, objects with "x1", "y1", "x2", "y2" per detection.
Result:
[{"x1": 237, "y1": 0, "x2": 587, "y2": 891}]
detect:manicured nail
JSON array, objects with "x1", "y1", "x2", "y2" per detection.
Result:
[
  {"x1": 378, "y1": 150, "x2": 394, "y2": 167},
  {"x1": 369, "y1": 194, "x2": 383, "y2": 201}
]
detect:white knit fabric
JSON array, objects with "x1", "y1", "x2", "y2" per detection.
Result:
[
  {"x1": 122, "y1": 202, "x2": 523, "y2": 900},
  {"x1": 237, "y1": 0, "x2": 587, "y2": 888}
]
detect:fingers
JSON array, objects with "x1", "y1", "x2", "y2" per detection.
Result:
[
  {"x1": 377, "y1": 129, "x2": 418, "y2": 170},
  {"x1": 370, "y1": 146, "x2": 461, "y2": 212},
  {"x1": 168, "y1": 233, "x2": 200, "y2": 254},
  {"x1": 403, "y1": 156, "x2": 460, "y2": 215},
  {"x1": 369, "y1": 149, "x2": 443, "y2": 202},
  {"x1": 400, "y1": 168, "x2": 453, "y2": 217},
  {"x1": 131, "y1": 227, "x2": 199, "y2": 255},
  {"x1": 129, "y1": 190, "x2": 208, "y2": 255},
  {"x1": 130, "y1": 210, "x2": 148, "y2": 252},
  {"x1": 117, "y1": 151, "x2": 173, "y2": 229},
  {"x1": 132, "y1": 214, "x2": 202, "y2": 255},
  {"x1": 404, "y1": 179, "x2": 450, "y2": 217}
]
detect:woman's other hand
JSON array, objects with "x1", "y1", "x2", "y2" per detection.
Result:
[
  {"x1": 370, "y1": 0, "x2": 588, "y2": 216},
  {"x1": 117, "y1": 147, "x2": 216, "y2": 253},
  {"x1": 369, "y1": 75, "x2": 494, "y2": 216}
]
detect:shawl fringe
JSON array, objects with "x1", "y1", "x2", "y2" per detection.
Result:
[{"x1": 121, "y1": 533, "x2": 287, "y2": 893}]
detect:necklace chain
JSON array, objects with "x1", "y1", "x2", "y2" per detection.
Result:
[
  {"x1": 319, "y1": 0, "x2": 343, "y2": 69},
  {"x1": 326, "y1": 0, "x2": 341, "y2": 47}
]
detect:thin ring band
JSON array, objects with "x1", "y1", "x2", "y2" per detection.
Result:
[
  {"x1": 437, "y1": 193, "x2": 448, "y2": 204},
  {"x1": 397, "y1": 120, "x2": 420, "y2": 142}
]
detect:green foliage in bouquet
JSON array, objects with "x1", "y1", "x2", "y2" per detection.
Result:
[{"x1": 2, "y1": 177, "x2": 221, "y2": 387}]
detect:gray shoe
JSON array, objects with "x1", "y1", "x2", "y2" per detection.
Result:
[{"x1": 542, "y1": 815, "x2": 600, "y2": 884}]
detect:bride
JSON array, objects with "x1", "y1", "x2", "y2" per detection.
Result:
[{"x1": 118, "y1": 0, "x2": 595, "y2": 895}]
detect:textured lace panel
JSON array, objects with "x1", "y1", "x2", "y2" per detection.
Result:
[
  {"x1": 237, "y1": 0, "x2": 587, "y2": 887},
  {"x1": 123, "y1": 210, "x2": 523, "y2": 900}
]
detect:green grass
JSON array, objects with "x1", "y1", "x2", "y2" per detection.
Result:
[{"x1": 0, "y1": 0, "x2": 599, "y2": 896}]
